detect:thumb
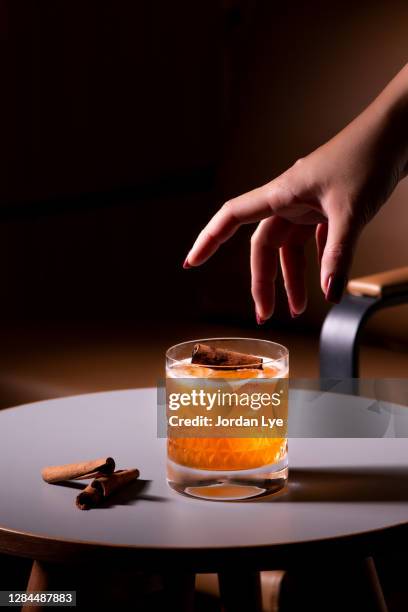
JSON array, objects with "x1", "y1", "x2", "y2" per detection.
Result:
[{"x1": 320, "y1": 210, "x2": 359, "y2": 303}]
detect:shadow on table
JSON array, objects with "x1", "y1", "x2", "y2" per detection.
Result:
[
  {"x1": 261, "y1": 467, "x2": 408, "y2": 502},
  {"x1": 57, "y1": 479, "x2": 168, "y2": 505}
]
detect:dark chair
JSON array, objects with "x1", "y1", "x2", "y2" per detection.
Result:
[{"x1": 320, "y1": 267, "x2": 408, "y2": 378}]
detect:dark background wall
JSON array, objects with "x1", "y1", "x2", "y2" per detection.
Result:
[
  {"x1": 1, "y1": 1, "x2": 221, "y2": 202},
  {"x1": 1, "y1": 0, "x2": 408, "y2": 343}
]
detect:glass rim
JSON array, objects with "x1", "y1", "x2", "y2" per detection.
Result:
[{"x1": 166, "y1": 336, "x2": 289, "y2": 369}]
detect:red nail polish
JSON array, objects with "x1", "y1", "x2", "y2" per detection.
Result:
[
  {"x1": 289, "y1": 307, "x2": 299, "y2": 319},
  {"x1": 256, "y1": 312, "x2": 265, "y2": 325},
  {"x1": 325, "y1": 274, "x2": 346, "y2": 303},
  {"x1": 183, "y1": 258, "x2": 191, "y2": 269}
]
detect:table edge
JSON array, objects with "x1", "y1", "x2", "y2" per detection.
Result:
[{"x1": 1, "y1": 520, "x2": 407, "y2": 571}]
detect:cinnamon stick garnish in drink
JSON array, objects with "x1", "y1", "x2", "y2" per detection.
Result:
[
  {"x1": 76, "y1": 469, "x2": 140, "y2": 510},
  {"x1": 41, "y1": 457, "x2": 115, "y2": 484},
  {"x1": 191, "y1": 343, "x2": 263, "y2": 369}
]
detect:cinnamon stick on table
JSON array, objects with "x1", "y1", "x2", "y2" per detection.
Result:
[
  {"x1": 76, "y1": 469, "x2": 140, "y2": 510},
  {"x1": 191, "y1": 343, "x2": 263, "y2": 369},
  {"x1": 41, "y1": 457, "x2": 116, "y2": 484}
]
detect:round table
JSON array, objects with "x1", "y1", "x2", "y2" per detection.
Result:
[{"x1": 1, "y1": 388, "x2": 407, "y2": 610}]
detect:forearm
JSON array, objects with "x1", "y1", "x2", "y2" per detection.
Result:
[{"x1": 370, "y1": 63, "x2": 408, "y2": 177}]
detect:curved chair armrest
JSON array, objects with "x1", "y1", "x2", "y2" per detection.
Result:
[{"x1": 320, "y1": 267, "x2": 408, "y2": 378}]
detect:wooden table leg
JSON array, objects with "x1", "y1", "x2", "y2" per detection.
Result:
[
  {"x1": 363, "y1": 557, "x2": 389, "y2": 612},
  {"x1": 218, "y1": 570, "x2": 262, "y2": 612},
  {"x1": 26, "y1": 560, "x2": 49, "y2": 592},
  {"x1": 23, "y1": 561, "x2": 50, "y2": 612}
]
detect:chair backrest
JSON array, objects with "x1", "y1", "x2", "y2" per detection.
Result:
[{"x1": 319, "y1": 267, "x2": 408, "y2": 379}]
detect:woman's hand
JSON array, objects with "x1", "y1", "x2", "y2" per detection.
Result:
[{"x1": 184, "y1": 64, "x2": 408, "y2": 322}]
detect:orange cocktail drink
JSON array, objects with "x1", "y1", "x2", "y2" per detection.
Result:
[
  {"x1": 168, "y1": 362, "x2": 286, "y2": 470},
  {"x1": 166, "y1": 338, "x2": 289, "y2": 501}
]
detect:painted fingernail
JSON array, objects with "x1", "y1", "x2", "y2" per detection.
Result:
[
  {"x1": 289, "y1": 307, "x2": 300, "y2": 319},
  {"x1": 325, "y1": 274, "x2": 346, "y2": 303},
  {"x1": 183, "y1": 257, "x2": 191, "y2": 269},
  {"x1": 256, "y1": 312, "x2": 265, "y2": 325}
]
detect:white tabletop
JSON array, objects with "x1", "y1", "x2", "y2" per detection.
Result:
[{"x1": 0, "y1": 388, "x2": 407, "y2": 557}]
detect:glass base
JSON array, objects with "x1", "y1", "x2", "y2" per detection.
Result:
[{"x1": 167, "y1": 457, "x2": 288, "y2": 501}]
